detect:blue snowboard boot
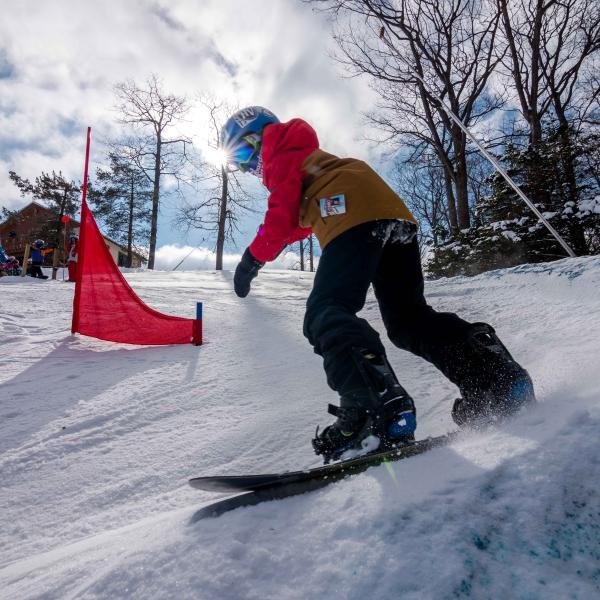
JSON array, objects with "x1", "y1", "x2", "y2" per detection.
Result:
[
  {"x1": 312, "y1": 349, "x2": 416, "y2": 463},
  {"x1": 451, "y1": 324, "x2": 535, "y2": 426}
]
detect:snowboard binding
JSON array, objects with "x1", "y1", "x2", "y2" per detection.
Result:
[
  {"x1": 313, "y1": 349, "x2": 417, "y2": 464},
  {"x1": 312, "y1": 403, "x2": 380, "y2": 464}
]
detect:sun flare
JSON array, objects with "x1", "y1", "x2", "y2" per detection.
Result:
[{"x1": 204, "y1": 146, "x2": 229, "y2": 168}]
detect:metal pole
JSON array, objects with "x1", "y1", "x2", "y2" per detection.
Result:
[
  {"x1": 411, "y1": 73, "x2": 576, "y2": 258},
  {"x1": 72, "y1": 127, "x2": 92, "y2": 334},
  {"x1": 173, "y1": 247, "x2": 197, "y2": 271}
]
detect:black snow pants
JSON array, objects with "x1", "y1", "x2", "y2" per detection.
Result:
[
  {"x1": 303, "y1": 220, "x2": 474, "y2": 398},
  {"x1": 30, "y1": 262, "x2": 47, "y2": 279}
]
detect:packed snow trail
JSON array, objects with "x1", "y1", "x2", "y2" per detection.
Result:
[{"x1": 1, "y1": 257, "x2": 599, "y2": 599}]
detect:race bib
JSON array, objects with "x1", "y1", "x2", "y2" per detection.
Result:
[{"x1": 319, "y1": 194, "x2": 347, "y2": 217}]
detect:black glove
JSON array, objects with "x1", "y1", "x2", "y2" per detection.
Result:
[{"x1": 234, "y1": 248, "x2": 264, "y2": 298}]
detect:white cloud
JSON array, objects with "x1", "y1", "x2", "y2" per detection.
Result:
[
  {"x1": 0, "y1": 0, "x2": 378, "y2": 251},
  {"x1": 153, "y1": 243, "x2": 317, "y2": 271},
  {"x1": 0, "y1": 0, "x2": 376, "y2": 180}
]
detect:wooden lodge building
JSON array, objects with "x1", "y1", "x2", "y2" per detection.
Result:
[{"x1": 0, "y1": 201, "x2": 147, "y2": 268}]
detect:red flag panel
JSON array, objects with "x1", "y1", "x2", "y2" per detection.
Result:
[{"x1": 71, "y1": 197, "x2": 200, "y2": 345}]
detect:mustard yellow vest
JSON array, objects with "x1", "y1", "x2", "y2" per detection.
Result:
[{"x1": 300, "y1": 149, "x2": 416, "y2": 249}]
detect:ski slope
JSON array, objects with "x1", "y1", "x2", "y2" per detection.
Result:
[{"x1": 1, "y1": 256, "x2": 599, "y2": 599}]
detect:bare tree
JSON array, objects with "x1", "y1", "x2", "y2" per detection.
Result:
[
  {"x1": 176, "y1": 97, "x2": 257, "y2": 270},
  {"x1": 497, "y1": 0, "x2": 549, "y2": 146},
  {"x1": 498, "y1": 0, "x2": 600, "y2": 145},
  {"x1": 394, "y1": 155, "x2": 449, "y2": 247},
  {"x1": 114, "y1": 74, "x2": 191, "y2": 269},
  {"x1": 308, "y1": 0, "x2": 505, "y2": 232},
  {"x1": 542, "y1": 0, "x2": 600, "y2": 254},
  {"x1": 299, "y1": 239, "x2": 305, "y2": 271},
  {"x1": 497, "y1": 0, "x2": 600, "y2": 253},
  {"x1": 296, "y1": 236, "x2": 317, "y2": 271}
]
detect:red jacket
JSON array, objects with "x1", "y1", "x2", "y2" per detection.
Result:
[{"x1": 249, "y1": 119, "x2": 317, "y2": 262}]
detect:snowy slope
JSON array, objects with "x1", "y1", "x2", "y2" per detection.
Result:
[{"x1": 1, "y1": 256, "x2": 599, "y2": 599}]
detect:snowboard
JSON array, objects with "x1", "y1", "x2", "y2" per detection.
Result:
[{"x1": 189, "y1": 432, "x2": 457, "y2": 520}]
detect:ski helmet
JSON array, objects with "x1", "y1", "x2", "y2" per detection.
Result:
[
  {"x1": 220, "y1": 106, "x2": 279, "y2": 174},
  {"x1": 34, "y1": 239, "x2": 45, "y2": 248}
]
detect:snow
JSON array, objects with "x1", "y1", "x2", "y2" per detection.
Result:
[
  {"x1": 1, "y1": 255, "x2": 600, "y2": 599},
  {"x1": 500, "y1": 230, "x2": 521, "y2": 242},
  {"x1": 491, "y1": 217, "x2": 529, "y2": 232},
  {"x1": 577, "y1": 195, "x2": 600, "y2": 217}
]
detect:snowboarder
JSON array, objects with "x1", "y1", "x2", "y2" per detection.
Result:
[
  {"x1": 221, "y1": 106, "x2": 535, "y2": 464},
  {"x1": 67, "y1": 235, "x2": 78, "y2": 282},
  {"x1": 30, "y1": 239, "x2": 50, "y2": 279}
]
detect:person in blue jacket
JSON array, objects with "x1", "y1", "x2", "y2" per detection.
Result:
[{"x1": 30, "y1": 239, "x2": 50, "y2": 279}]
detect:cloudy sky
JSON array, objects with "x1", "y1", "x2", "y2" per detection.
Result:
[{"x1": 0, "y1": 0, "x2": 381, "y2": 256}]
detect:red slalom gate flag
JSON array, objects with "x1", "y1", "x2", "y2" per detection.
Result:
[{"x1": 71, "y1": 128, "x2": 202, "y2": 346}]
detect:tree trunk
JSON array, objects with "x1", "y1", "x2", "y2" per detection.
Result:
[
  {"x1": 299, "y1": 239, "x2": 305, "y2": 271},
  {"x1": 498, "y1": 0, "x2": 544, "y2": 148},
  {"x1": 529, "y1": 0, "x2": 544, "y2": 147},
  {"x1": 309, "y1": 235, "x2": 314, "y2": 272},
  {"x1": 127, "y1": 176, "x2": 134, "y2": 268},
  {"x1": 455, "y1": 150, "x2": 471, "y2": 230},
  {"x1": 443, "y1": 170, "x2": 459, "y2": 233},
  {"x1": 215, "y1": 167, "x2": 228, "y2": 270},
  {"x1": 148, "y1": 136, "x2": 161, "y2": 270}
]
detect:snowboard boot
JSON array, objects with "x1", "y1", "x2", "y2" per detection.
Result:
[
  {"x1": 312, "y1": 349, "x2": 417, "y2": 463},
  {"x1": 353, "y1": 349, "x2": 417, "y2": 449},
  {"x1": 451, "y1": 323, "x2": 535, "y2": 427}
]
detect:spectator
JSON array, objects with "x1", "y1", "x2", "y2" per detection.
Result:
[
  {"x1": 0, "y1": 243, "x2": 8, "y2": 277},
  {"x1": 4, "y1": 256, "x2": 21, "y2": 276},
  {"x1": 67, "y1": 235, "x2": 78, "y2": 282}
]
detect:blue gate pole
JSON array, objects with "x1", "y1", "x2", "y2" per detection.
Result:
[{"x1": 192, "y1": 301, "x2": 203, "y2": 345}]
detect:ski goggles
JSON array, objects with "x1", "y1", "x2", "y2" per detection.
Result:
[{"x1": 229, "y1": 133, "x2": 261, "y2": 173}]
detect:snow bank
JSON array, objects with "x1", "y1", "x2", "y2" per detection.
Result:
[{"x1": 1, "y1": 255, "x2": 599, "y2": 598}]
